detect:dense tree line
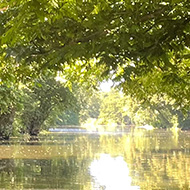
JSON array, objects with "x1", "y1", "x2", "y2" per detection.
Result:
[
  {"x1": 0, "y1": 74, "x2": 80, "y2": 140},
  {"x1": 0, "y1": 0, "x2": 189, "y2": 138},
  {"x1": 0, "y1": 79, "x2": 189, "y2": 140},
  {"x1": 80, "y1": 89, "x2": 190, "y2": 130}
]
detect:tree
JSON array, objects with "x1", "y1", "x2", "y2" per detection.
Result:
[
  {"x1": 0, "y1": 0, "x2": 190, "y2": 110},
  {"x1": 54, "y1": 110, "x2": 80, "y2": 126},
  {"x1": 78, "y1": 89, "x2": 102, "y2": 124},
  {"x1": 98, "y1": 90, "x2": 131, "y2": 126},
  {"x1": 0, "y1": 84, "x2": 20, "y2": 139},
  {"x1": 20, "y1": 75, "x2": 77, "y2": 137},
  {"x1": 95, "y1": 89, "x2": 190, "y2": 129}
]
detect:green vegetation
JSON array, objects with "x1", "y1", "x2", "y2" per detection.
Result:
[
  {"x1": 0, "y1": 75, "x2": 79, "y2": 139},
  {"x1": 0, "y1": 0, "x2": 189, "y2": 138},
  {"x1": 80, "y1": 90, "x2": 190, "y2": 130},
  {"x1": 1, "y1": 0, "x2": 189, "y2": 105},
  {"x1": 19, "y1": 75, "x2": 77, "y2": 137}
]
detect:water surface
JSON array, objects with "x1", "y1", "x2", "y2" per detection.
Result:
[{"x1": 0, "y1": 129, "x2": 190, "y2": 190}]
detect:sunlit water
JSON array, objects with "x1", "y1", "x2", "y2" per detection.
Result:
[{"x1": 0, "y1": 129, "x2": 190, "y2": 190}]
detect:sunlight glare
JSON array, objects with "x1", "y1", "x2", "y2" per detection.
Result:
[
  {"x1": 100, "y1": 80, "x2": 113, "y2": 92},
  {"x1": 89, "y1": 154, "x2": 140, "y2": 190},
  {"x1": 137, "y1": 124, "x2": 154, "y2": 130}
]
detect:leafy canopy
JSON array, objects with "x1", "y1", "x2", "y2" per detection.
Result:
[{"x1": 0, "y1": 0, "x2": 190, "y2": 108}]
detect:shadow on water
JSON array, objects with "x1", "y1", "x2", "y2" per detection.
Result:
[{"x1": 0, "y1": 129, "x2": 190, "y2": 189}]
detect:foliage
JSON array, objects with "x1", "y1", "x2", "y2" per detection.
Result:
[
  {"x1": 116, "y1": 66, "x2": 190, "y2": 113},
  {"x1": 0, "y1": 0, "x2": 190, "y2": 110},
  {"x1": 0, "y1": 84, "x2": 18, "y2": 113},
  {"x1": 97, "y1": 90, "x2": 131, "y2": 126},
  {"x1": 58, "y1": 58, "x2": 107, "y2": 90},
  {"x1": 19, "y1": 75, "x2": 77, "y2": 136},
  {"x1": 0, "y1": 84, "x2": 21, "y2": 139},
  {"x1": 0, "y1": 108, "x2": 15, "y2": 140},
  {"x1": 55, "y1": 110, "x2": 80, "y2": 126},
  {"x1": 0, "y1": 0, "x2": 189, "y2": 136},
  {"x1": 89, "y1": 89, "x2": 190, "y2": 129},
  {"x1": 42, "y1": 82, "x2": 105, "y2": 128},
  {"x1": 78, "y1": 89, "x2": 102, "y2": 124}
]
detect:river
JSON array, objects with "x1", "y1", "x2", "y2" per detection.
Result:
[{"x1": 0, "y1": 129, "x2": 190, "y2": 190}]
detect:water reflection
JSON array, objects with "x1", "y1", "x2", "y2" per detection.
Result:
[
  {"x1": 0, "y1": 158, "x2": 92, "y2": 190},
  {"x1": 90, "y1": 154, "x2": 139, "y2": 190},
  {"x1": 0, "y1": 130, "x2": 190, "y2": 189}
]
